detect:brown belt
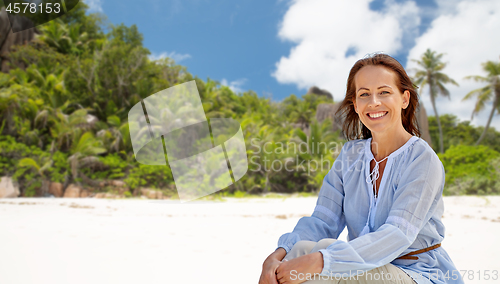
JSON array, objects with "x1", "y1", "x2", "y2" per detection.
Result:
[{"x1": 396, "y1": 243, "x2": 441, "y2": 260}]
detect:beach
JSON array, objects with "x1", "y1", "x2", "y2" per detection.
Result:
[{"x1": 0, "y1": 196, "x2": 499, "y2": 284}]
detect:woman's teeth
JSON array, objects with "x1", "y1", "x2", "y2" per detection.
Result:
[{"x1": 368, "y1": 112, "x2": 387, "y2": 118}]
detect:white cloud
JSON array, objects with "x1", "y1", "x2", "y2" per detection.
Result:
[
  {"x1": 406, "y1": 0, "x2": 500, "y2": 130},
  {"x1": 273, "y1": 0, "x2": 420, "y2": 101},
  {"x1": 83, "y1": 0, "x2": 103, "y2": 13},
  {"x1": 149, "y1": 51, "x2": 192, "y2": 63},
  {"x1": 221, "y1": 78, "x2": 247, "y2": 94}
]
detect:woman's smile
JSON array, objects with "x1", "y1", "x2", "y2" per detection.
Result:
[
  {"x1": 352, "y1": 65, "x2": 410, "y2": 135},
  {"x1": 367, "y1": 111, "x2": 388, "y2": 119}
]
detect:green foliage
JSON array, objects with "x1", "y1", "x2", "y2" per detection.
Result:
[
  {"x1": 124, "y1": 164, "x2": 174, "y2": 190},
  {"x1": 48, "y1": 151, "x2": 69, "y2": 183},
  {"x1": 0, "y1": 135, "x2": 51, "y2": 196},
  {"x1": 87, "y1": 153, "x2": 130, "y2": 180},
  {"x1": 2, "y1": 2, "x2": 500, "y2": 198},
  {"x1": 428, "y1": 114, "x2": 500, "y2": 153},
  {"x1": 439, "y1": 145, "x2": 500, "y2": 195},
  {"x1": 0, "y1": 135, "x2": 45, "y2": 176}
]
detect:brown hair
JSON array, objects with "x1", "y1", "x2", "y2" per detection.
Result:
[{"x1": 336, "y1": 53, "x2": 421, "y2": 140}]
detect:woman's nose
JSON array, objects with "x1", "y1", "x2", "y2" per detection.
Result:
[{"x1": 368, "y1": 94, "x2": 381, "y2": 107}]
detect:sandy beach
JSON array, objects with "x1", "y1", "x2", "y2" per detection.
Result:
[{"x1": 0, "y1": 196, "x2": 499, "y2": 284}]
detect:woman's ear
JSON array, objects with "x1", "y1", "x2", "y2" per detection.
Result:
[
  {"x1": 353, "y1": 100, "x2": 358, "y2": 113},
  {"x1": 402, "y1": 90, "x2": 410, "y2": 109}
]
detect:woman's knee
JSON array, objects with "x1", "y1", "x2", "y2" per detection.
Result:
[
  {"x1": 284, "y1": 241, "x2": 317, "y2": 261},
  {"x1": 311, "y1": 238, "x2": 337, "y2": 252},
  {"x1": 338, "y1": 264, "x2": 416, "y2": 284},
  {"x1": 291, "y1": 240, "x2": 318, "y2": 253}
]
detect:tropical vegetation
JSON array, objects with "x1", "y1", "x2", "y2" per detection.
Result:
[{"x1": 0, "y1": 3, "x2": 499, "y2": 197}]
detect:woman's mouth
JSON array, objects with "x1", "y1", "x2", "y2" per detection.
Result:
[{"x1": 367, "y1": 111, "x2": 388, "y2": 120}]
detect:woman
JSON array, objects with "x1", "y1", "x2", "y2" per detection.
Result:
[{"x1": 259, "y1": 53, "x2": 463, "y2": 284}]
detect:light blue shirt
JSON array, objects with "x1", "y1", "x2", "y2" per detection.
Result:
[{"x1": 277, "y1": 136, "x2": 464, "y2": 284}]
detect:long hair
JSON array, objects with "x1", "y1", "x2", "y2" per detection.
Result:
[{"x1": 336, "y1": 53, "x2": 421, "y2": 140}]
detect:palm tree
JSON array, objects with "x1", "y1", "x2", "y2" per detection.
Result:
[
  {"x1": 251, "y1": 125, "x2": 291, "y2": 193},
  {"x1": 0, "y1": 70, "x2": 38, "y2": 136},
  {"x1": 68, "y1": 131, "x2": 107, "y2": 187},
  {"x1": 96, "y1": 115, "x2": 129, "y2": 153},
  {"x1": 37, "y1": 19, "x2": 71, "y2": 54},
  {"x1": 462, "y1": 60, "x2": 500, "y2": 145},
  {"x1": 412, "y1": 49, "x2": 458, "y2": 153},
  {"x1": 37, "y1": 19, "x2": 88, "y2": 55},
  {"x1": 49, "y1": 108, "x2": 90, "y2": 152},
  {"x1": 18, "y1": 156, "x2": 53, "y2": 196},
  {"x1": 289, "y1": 100, "x2": 313, "y2": 130}
]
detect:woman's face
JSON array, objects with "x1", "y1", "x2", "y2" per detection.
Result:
[{"x1": 352, "y1": 65, "x2": 410, "y2": 136}]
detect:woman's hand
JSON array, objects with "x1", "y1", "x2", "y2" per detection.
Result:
[
  {"x1": 259, "y1": 256, "x2": 283, "y2": 284},
  {"x1": 275, "y1": 252, "x2": 324, "y2": 284}
]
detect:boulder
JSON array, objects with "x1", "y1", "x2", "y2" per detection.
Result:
[
  {"x1": 94, "y1": 193, "x2": 106, "y2": 199},
  {"x1": 86, "y1": 114, "x2": 98, "y2": 128},
  {"x1": 316, "y1": 103, "x2": 343, "y2": 132},
  {"x1": 110, "y1": 180, "x2": 126, "y2": 187},
  {"x1": 48, "y1": 182, "x2": 63, "y2": 197},
  {"x1": 139, "y1": 188, "x2": 162, "y2": 199},
  {"x1": 80, "y1": 190, "x2": 90, "y2": 198},
  {"x1": 140, "y1": 188, "x2": 150, "y2": 196},
  {"x1": 146, "y1": 190, "x2": 157, "y2": 199},
  {"x1": 117, "y1": 187, "x2": 130, "y2": 195},
  {"x1": 307, "y1": 86, "x2": 333, "y2": 100},
  {"x1": 104, "y1": 193, "x2": 122, "y2": 199},
  {"x1": 0, "y1": 7, "x2": 39, "y2": 73},
  {"x1": 63, "y1": 184, "x2": 81, "y2": 198},
  {"x1": 0, "y1": 176, "x2": 20, "y2": 198}
]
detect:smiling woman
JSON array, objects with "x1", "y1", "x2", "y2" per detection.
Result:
[
  {"x1": 259, "y1": 54, "x2": 464, "y2": 284},
  {"x1": 339, "y1": 54, "x2": 421, "y2": 142}
]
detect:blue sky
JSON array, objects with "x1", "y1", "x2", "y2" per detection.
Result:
[
  {"x1": 88, "y1": 0, "x2": 298, "y2": 100},
  {"x1": 88, "y1": 0, "x2": 438, "y2": 101},
  {"x1": 84, "y1": 0, "x2": 500, "y2": 129}
]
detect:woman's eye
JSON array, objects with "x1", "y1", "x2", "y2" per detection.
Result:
[
  {"x1": 360, "y1": 93, "x2": 368, "y2": 97},
  {"x1": 381, "y1": 91, "x2": 389, "y2": 94}
]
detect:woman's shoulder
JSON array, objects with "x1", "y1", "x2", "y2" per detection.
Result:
[
  {"x1": 338, "y1": 136, "x2": 441, "y2": 164},
  {"x1": 401, "y1": 137, "x2": 444, "y2": 176},
  {"x1": 407, "y1": 137, "x2": 441, "y2": 162},
  {"x1": 333, "y1": 139, "x2": 367, "y2": 174},
  {"x1": 339, "y1": 139, "x2": 366, "y2": 158}
]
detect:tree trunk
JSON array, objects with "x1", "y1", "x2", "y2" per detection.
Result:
[
  {"x1": 476, "y1": 92, "x2": 499, "y2": 145},
  {"x1": 79, "y1": 171, "x2": 101, "y2": 188},
  {"x1": 62, "y1": 174, "x2": 72, "y2": 195},
  {"x1": 41, "y1": 179, "x2": 50, "y2": 196},
  {"x1": 264, "y1": 173, "x2": 270, "y2": 193},
  {"x1": 429, "y1": 87, "x2": 444, "y2": 153}
]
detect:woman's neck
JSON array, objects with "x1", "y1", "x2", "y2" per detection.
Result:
[{"x1": 370, "y1": 128, "x2": 413, "y2": 161}]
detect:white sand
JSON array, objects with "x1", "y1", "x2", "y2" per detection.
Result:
[{"x1": 0, "y1": 196, "x2": 499, "y2": 284}]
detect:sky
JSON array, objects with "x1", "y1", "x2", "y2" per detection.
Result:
[{"x1": 83, "y1": 0, "x2": 500, "y2": 130}]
